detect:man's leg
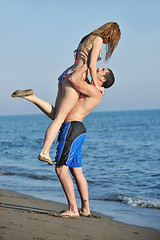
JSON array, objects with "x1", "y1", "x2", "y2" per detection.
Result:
[
  {"x1": 56, "y1": 165, "x2": 79, "y2": 217},
  {"x1": 70, "y1": 167, "x2": 91, "y2": 216}
]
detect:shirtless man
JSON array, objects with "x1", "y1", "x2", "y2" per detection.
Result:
[{"x1": 11, "y1": 64, "x2": 115, "y2": 218}]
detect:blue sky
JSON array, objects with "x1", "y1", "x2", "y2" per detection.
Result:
[{"x1": 0, "y1": 0, "x2": 160, "y2": 115}]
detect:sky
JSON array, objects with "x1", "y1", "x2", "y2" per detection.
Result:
[{"x1": 0, "y1": 0, "x2": 160, "y2": 115}]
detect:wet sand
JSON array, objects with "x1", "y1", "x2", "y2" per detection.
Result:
[{"x1": 0, "y1": 188, "x2": 159, "y2": 240}]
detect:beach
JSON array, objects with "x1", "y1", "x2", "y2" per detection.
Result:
[
  {"x1": 0, "y1": 188, "x2": 159, "y2": 240},
  {"x1": 0, "y1": 111, "x2": 160, "y2": 232}
]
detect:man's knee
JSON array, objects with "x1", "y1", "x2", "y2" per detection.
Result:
[
  {"x1": 56, "y1": 165, "x2": 68, "y2": 178},
  {"x1": 69, "y1": 168, "x2": 75, "y2": 177},
  {"x1": 70, "y1": 167, "x2": 83, "y2": 179},
  {"x1": 55, "y1": 166, "x2": 61, "y2": 177}
]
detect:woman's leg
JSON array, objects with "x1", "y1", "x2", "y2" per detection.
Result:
[
  {"x1": 11, "y1": 90, "x2": 56, "y2": 120},
  {"x1": 70, "y1": 167, "x2": 91, "y2": 216},
  {"x1": 56, "y1": 165, "x2": 79, "y2": 217},
  {"x1": 39, "y1": 83, "x2": 79, "y2": 161}
]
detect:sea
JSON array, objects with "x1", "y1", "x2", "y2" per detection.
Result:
[{"x1": 0, "y1": 110, "x2": 160, "y2": 230}]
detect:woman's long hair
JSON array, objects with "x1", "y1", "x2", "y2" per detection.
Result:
[{"x1": 80, "y1": 22, "x2": 121, "y2": 61}]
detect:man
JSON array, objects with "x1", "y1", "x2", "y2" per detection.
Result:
[{"x1": 11, "y1": 64, "x2": 115, "y2": 218}]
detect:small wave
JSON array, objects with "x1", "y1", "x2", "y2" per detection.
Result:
[
  {"x1": 92, "y1": 196, "x2": 160, "y2": 209},
  {"x1": 119, "y1": 196, "x2": 160, "y2": 209},
  {"x1": 0, "y1": 170, "x2": 54, "y2": 181},
  {"x1": 18, "y1": 173, "x2": 49, "y2": 180},
  {"x1": 0, "y1": 171, "x2": 14, "y2": 176},
  {"x1": 92, "y1": 198, "x2": 121, "y2": 202}
]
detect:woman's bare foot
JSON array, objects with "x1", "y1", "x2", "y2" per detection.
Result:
[
  {"x1": 11, "y1": 89, "x2": 33, "y2": 98},
  {"x1": 38, "y1": 154, "x2": 56, "y2": 166}
]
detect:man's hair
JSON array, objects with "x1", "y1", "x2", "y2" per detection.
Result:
[{"x1": 102, "y1": 68, "x2": 115, "y2": 88}]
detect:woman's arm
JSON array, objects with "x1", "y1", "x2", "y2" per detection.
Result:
[{"x1": 88, "y1": 36, "x2": 103, "y2": 89}]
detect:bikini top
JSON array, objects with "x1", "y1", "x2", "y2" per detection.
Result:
[
  {"x1": 97, "y1": 50, "x2": 102, "y2": 61},
  {"x1": 74, "y1": 49, "x2": 102, "y2": 64},
  {"x1": 74, "y1": 35, "x2": 103, "y2": 63}
]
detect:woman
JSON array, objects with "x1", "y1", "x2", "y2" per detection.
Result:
[{"x1": 12, "y1": 22, "x2": 121, "y2": 164}]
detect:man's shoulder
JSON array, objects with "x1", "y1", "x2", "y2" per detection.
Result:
[{"x1": 86, "y1": 85, "x2": 103, "y2": 99}]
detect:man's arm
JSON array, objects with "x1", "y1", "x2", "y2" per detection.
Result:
[{"x1": 68, "y1": 64, "x2": 99, "y2": 97}]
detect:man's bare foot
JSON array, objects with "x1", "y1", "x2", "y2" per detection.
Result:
[
  {"x1": 79, "y1": 209, "x2": 91, "y2": 217},
  {"x1": 54, "y1": 210, "x2": 80, "y2": 219},
  {"x1": 11, "y1": 89, "x2": 33, "y2": 98},
  {"x1": 38, "y1": 154, "x2": 56, "y2": 166}
]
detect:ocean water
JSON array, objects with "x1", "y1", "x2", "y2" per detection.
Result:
[{"x1": 0, "y1": 110, "x2": 160, "y2": 230}]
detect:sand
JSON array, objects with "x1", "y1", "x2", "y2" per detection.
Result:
[{"x1": 0, "y1": 188, "x2": 159, "y2": 240}]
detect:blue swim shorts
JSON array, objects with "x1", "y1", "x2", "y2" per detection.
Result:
[{"x1": 55, "y1": 121, "x2": 86, "y2": 168}]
